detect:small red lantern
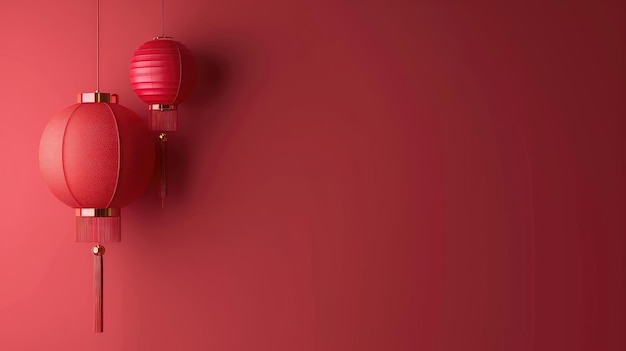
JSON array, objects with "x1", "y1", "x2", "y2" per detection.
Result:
[
  {"x1": 129, "y1": 36, "x2": 196, "y2": 205},
  {"x1": 129, "y1": 37, "x2": 196, "y2": 132},
  {"x1": 39, "y1": 92, "x2": 155, "y2": 331}
]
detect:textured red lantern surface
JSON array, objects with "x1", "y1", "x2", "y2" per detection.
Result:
[
  {"x1": 39, "y1": 93, "x2": 155, "y2": 242},
  {"x1": 129, "y1": 37, "x2": 196, "y2": 132}
]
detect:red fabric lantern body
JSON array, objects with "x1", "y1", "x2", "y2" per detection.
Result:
[
  {"x1": 39, "y1": 93, "x2": 155, "y2": 242},
  {"x1": 129, "y1": 37, "x2": 196, "y2": 132}
]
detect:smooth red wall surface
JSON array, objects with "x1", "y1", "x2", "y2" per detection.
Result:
[{"x1": 0, "y1": 0, "x2": 624, "y2": 350}]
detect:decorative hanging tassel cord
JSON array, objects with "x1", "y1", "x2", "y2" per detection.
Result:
[
  {"x1": 159, "y1": 133, "x2": 168, "y2": 208},
  {"x1": 93, "y1": 244, "x2": 105, "y2": 333}
]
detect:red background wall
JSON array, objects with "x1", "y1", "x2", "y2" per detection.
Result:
[{"x1": 0, "y1": 0, "x2": 624, "y2": 350}]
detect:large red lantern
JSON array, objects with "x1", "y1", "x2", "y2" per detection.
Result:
[
  {"x1": 39, "y1": 92, "x2": 155, "y2": 331},
  {"x1": 129, "y1": 36, "x2": 196, "y2": 205}
]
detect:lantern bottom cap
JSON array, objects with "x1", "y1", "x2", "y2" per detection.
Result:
[{"x1": 76, "y1": 208, "x2": 120, "y2": 217}]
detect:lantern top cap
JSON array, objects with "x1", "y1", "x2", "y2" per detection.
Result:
[
  {"x1": 77, "y1": 92, "x2": 118, "y2": 104},
  {"x1": 154, "y1": 36, "x2": 173, "y2": 40}
]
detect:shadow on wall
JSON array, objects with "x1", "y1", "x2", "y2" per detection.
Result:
[
  {"x1": 173, "y1": 48, "x2": 232, "y2": 196},
  {"x1": 162, "y1": 49, "x2": 231, "y2": 201}
]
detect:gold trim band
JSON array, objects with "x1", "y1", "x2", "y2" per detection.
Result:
[
  {"x1": 149, "y1": 104, "x2": 177, "y2": 111},
  {"x1": 78, "y1": 92, "x2": 118, "y2": 104},
  {"x1": 76, "y1": 208, "x2": 121, "y2": 217}
]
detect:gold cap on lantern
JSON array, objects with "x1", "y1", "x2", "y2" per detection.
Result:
[{"x1": 77, "y1": 92, "x2": 118, "y2": 103}]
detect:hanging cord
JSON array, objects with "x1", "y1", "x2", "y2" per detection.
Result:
[
  {"x1": 162, "y1": 0, "x2": 165, "y2": 38},
  {"x1": 96, "y1": 0, "x2": 100, "y2": 91}
]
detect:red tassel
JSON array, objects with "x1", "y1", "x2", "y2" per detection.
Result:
[
  {"x1": 93, "y1": 245, "x2": 105, "y2": 333},
  {"x1": 159, "y1": 133, "x2": 168, "y2": 208},
  {"x1": 149, "y1": 108, "x2": 178, "y2": 132},
  {"x1": 76, "y1": 215, "x2": 121, "y2": 242}
]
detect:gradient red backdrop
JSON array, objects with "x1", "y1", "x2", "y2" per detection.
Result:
[{"x1": 0, "y1": 0, "x2": 624, "y2": 350}]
